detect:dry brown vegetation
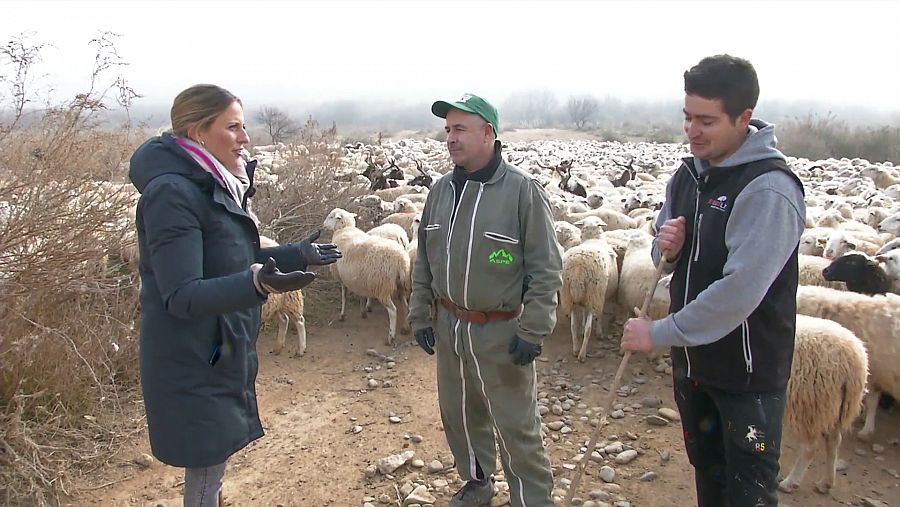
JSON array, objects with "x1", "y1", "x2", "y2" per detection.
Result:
[
  {"x1": 0, "y1": 32, "x2": 149, "y2": 505},
  {"x1": 779, "y1": 113, "x2": 900, "y2": 164}
]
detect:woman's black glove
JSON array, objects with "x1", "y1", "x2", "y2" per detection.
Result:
[
  {"x1": 253, "y1": 257, "x2": 316, "y2": 294},
  {"x1": 298, "y1": 229, "x2": 342, "y2": 266}
]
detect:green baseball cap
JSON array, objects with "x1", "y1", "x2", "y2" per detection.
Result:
[{"x1": 432, "y1": 93, "x2": 499, "y2": 137}]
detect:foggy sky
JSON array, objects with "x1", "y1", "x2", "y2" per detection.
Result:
[{"x1": 3, "y1": 0, "x2": 900, "y2": 113}]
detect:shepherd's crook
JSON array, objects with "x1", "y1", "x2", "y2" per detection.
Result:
[{"x1": 563, "y1": 254, "x2": 668, "y2": 506}]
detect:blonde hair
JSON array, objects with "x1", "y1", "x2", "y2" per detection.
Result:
[{"x1": 170, "y1": 84, "x2": 241, "y2": 138}]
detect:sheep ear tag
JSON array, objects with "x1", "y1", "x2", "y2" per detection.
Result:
[{"x1": 488, "y1": 248, "x2": 514, "y2": 265}]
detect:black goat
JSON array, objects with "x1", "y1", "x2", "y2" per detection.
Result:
[
  {"x1": 362, "y1": 153, "x2": 404, "y2": 191},
  {"x1": 611, "y1": 155, "x2": 637, "y2": 187},
  {"x1": 407, "y1": 159, "x2": 433, "y2": 188},
  {"x1": 538, "y1": 159, "x2": 587, "y2": 198},
  {"x1": 822, "y1": 253, "x2": 891, "y2": 295}
]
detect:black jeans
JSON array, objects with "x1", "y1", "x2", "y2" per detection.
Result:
[{"x1": 674, "y1": 376, "x2": 786, "y2": 507}]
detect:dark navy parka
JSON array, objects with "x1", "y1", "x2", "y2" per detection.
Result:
[{"x1": 130, "y1": 133, "x2": 305, "y2": 467}]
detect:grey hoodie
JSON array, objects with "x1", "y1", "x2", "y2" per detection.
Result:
[{"x1": 649, "y1": 119, "x2": 806, "y2": 348}]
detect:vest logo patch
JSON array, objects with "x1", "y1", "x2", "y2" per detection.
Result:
[
  {"x1": 489, "y1": 248, "x2": 514, "y2": 265},
  {"x1": 707, "y1": 195, "x2": 728, "y2": 212}
]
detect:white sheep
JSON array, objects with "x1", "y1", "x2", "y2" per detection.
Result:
[
  {"x1": 258, "y1": 236, "x2": 307, "y2": 357},
  {"x1": 374, "y1": 185, "x2": 425, "y2": 202},
  {"x1": 875, "y1": 249, "x2": 900, "y2": 293},
  {"x1": 380, "y1": 211, "x2": 420, "y2": 241},
  {"x1": 796, "y1": 285, "x2": 900, "y2": 440},
  {"x1": 861, "y1": 165, "x2": 900, "y2": 189},
  {"x1": 823, "y1": 230, "x2": 881, "y2": 260},
  {"x1": 602, "y1": 228, "x2": 652, "y2": 275},
  {"x1": 860, "y1": 206, "x2": 892, "y2": 229},
  {"x1": 559, "y1": 206, "x2": 638, "y2": 231},
  {"x1": 647, "y1": 274, "x2": 671, "y2": 321},
  {"x1": 779, "y1": 315, "x2": 868, "y2": 495},
  {"x1": 799, "y1": 232, "x2": 825, "y2": 256},
  {"x1": 323, "y1": 208, "x2": 411, "y2": 345},
  {"x1": 878, "y1": 212, "x2": 900, "y2": 236},
  {"x1": 876, "y1": 237, "x2": 900, "y2": 255},
  {"x1": 392, "y1": 196, "x2": 423, "y2": 213},
  {"x1": 368, "y1": 223, "x2": 409, "y2": 248},
  {"x1": 396, "y1": 193, "x2": 428, "y2": 205},
  {"x1": 617, "y1": 233, "x2": 660, "y2": 323},
  {"x1": 559, "y1": 216, "x2": 617, "y2": 361},
  {"x1": 554, "y1": 220, "x2": 583, "y2": 251}
]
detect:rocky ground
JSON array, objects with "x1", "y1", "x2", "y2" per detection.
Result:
[{"x1": 68, "y1": 308, "x2": 899, "y2": 507}]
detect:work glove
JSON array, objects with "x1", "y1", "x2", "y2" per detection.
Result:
[
  {"x1": 253, "y1": 257, "x2": 316, "y2": 295},
  {"x1": 297, "y1": 229, "x2": 342, "y2": 266},
  {"x1": 415, "y1": 327, "x2": 436, "y2": 355},
  {"x1": 508, "y1": 335, "x2": 542, "y2": 365}
]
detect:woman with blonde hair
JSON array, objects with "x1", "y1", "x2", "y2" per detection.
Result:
[{"x1": 129, "y1": 84, "x2": 340, "y2": 506}]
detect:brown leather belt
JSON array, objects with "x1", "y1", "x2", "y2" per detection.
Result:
[{"x1": 439, "y1": 299, "x2": 521, "y2": 325}]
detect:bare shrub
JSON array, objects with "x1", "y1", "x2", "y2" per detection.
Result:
[{"x1": 0, "y1": 32, "x2": 145, "y2": 505}]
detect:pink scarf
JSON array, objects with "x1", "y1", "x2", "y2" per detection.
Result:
[{"x1": 173, "y1": 136, "x2": 248, "y2": 206}]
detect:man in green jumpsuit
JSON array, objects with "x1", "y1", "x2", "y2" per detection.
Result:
[{"x1": 408, "y1": 93, "x2": 563, "y2": 507}]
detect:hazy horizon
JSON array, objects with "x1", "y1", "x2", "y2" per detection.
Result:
[{"x1": 4, "y1": 0, "x2": 900, "y2": 129}]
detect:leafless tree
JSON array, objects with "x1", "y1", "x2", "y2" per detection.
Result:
[
  {"x1": 256, "y1": 105, "x2": 299, "y2": 144},
  {"x1": 567, "y1": 95, "x2": 600, "y2": 130}
]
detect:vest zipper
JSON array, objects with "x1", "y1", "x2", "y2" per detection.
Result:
[
  {"x1": 693, "y1": 213, "x2": 703, "y2": 261},
  {"x1": 682, "y1": 187, "x2": 702, "y2": 378},
  {"x1": 742, "y1": 320, "x2": 753, "y2": 373}
]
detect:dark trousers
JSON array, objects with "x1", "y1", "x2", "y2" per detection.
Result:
[{"x1": 674, "y1": 376, "x2": 786, "y2": 507}]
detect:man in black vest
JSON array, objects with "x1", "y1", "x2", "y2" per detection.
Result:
[{"x1": 621, "y1": 55, "x2": 805, "y2": 506}]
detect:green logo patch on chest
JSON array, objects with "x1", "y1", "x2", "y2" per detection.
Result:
[{"x1": 488, "y1": 248, "x2": 514, "y2": 265}]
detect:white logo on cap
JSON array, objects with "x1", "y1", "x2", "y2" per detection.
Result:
[{"x1": 459, "y1": 93, "x2": 474, "y2": 103}]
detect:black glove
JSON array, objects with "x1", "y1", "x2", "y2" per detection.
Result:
[
  {"x1": 415, "y1": 327, "x2": 435, "y2": 355},
  {"x1": 508, "y1": 335, "x2": 542, "y2": 365},
  {"x1": 298, "y1": 229, "x2": 342, "y2": 266},
  {"x1": 255, "y1": 257, "x2": 316, "y2": 294}
]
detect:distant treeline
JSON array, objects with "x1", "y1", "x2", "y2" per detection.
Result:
[{"x1": 59, "y1": 92, "x2": 900, "y2": 164}]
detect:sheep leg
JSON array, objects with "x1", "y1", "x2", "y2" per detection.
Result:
[
  {"x1": 272, "y1": 313, "x2": 288, "y2": 355},
  {"x1": 292, "y1": 315, "x2": 306, "y2": 358},
  {"x1": 814, "y1": 430, "x2": 842, "y2": 494},
  {"x1": 397, "y1": 295, "x2": 410, "y2": 335},
  {"x1": 339, "y1": 285, "x2": 346, "y2": 321},
  {"x1": 577, "y1": 312, "x2": 593, "y2": 362},
  {"x1": 858, "y1": 388, "x2": 881, "y2": 441},
  {"x1": 384, "y1": 297, "x2": 397, "y2": 345},
  {"x1": 570, "y1": 308, "x2": 581, "y2": 357},
  {"x1": 366, "y1": 298, "x2": 374, "y2": 313},
  {"x1": 360, "y1": 296, "x2": 367, "y2": 319},
  {"x1": 778, "y1": 442, "x2": 816, "y2": 493}
]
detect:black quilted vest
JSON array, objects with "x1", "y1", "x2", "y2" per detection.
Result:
[{"x1": 668, "y1": 157, "x2": 803, "y2": 392}]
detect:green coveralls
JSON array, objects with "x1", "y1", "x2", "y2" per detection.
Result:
[{"x1": 409, "y1": 156, "x2": 563, "y2": 507}]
